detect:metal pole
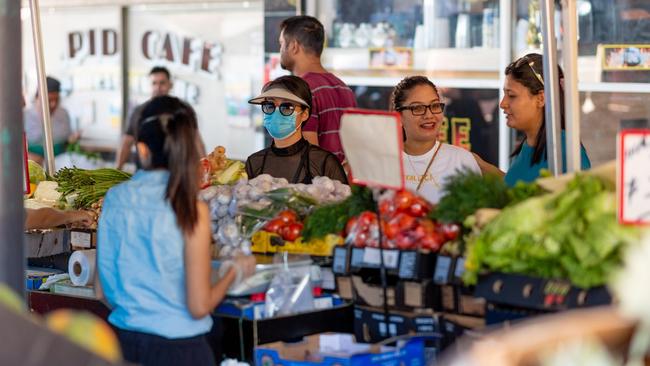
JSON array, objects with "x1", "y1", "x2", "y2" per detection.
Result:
[
  {"x1": 29, "y1": 0, "x2": 55, "y2": 175},
  {"x1": 498, "y1": 0, "x2": 512, "y2": 171},
  {"x1": 540, "y1": 0, "x2": 563, "y2": 175},
  {"x1": 561, "y1": 0, "x2": 581, "y2": 172},
  {"x1": 0, "y1": 0, "x2": 26, "y2": 297}
]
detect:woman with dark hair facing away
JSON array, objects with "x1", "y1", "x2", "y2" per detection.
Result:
[
  {"x1": 391, "y1": 76, "x2": 481, "y2": 204},
  {"x1": 246, "y1": 75, "x2": 348, "y2": 184},
  {"x1": 96, "y1": 96, "x2": 255, "y2": 366},
  {"x1": 474, "y1": 53, "x2": 591, "y2": 186}
]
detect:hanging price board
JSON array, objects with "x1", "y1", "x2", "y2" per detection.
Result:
[{"x1": 618, "y1": 129, "x2": 650, "y2": 225}]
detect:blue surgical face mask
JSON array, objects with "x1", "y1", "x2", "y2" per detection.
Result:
[{"x1": 263, "y1": 110, "x2": 299, "y2": 140}]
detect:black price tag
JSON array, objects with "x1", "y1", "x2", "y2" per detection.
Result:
[
  {"x1": 398, "y1": 251, "x2": 418, "y2": 279},
  {"x1": 433, "y1": 255, "x2": 453, "y2": 284},
  {"x1": 332, "y1": 247, "x2": 349, "y2": 274}
]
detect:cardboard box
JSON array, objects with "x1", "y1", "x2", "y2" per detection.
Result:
[
  {"x1": 475, "y1": 273, "x2": 612, "y2": 312},
  {"x1": 255, "y1": 333, "x2": 424, "y2": 366},
  {"x1": 395, "y1": 280, "x2": 441, "y2": 311},
  {"x1": 25, "y1": 229, "x2": 70, "y2": 258},
  {"x1": 353, "y1": 305, "x2": 441, "y2": 344},
  {"x1": 336, "y1": 275, "x2": 396, "y2": 308},
  {"x1": 219, "y1": 302, "x2": 354, "y2": 362},
  {"x1": 69, "y1": 229, "x2": 96, "y2": 250}
]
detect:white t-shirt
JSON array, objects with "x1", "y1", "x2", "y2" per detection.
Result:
[{"x1": 403, "y1": 141, "x2": 481, "y2": 204}]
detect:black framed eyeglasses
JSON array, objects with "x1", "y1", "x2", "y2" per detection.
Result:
[
  {"x1": 397, "y1": 102, "x2": 445, "y2": 116},
  {"x1": 261, "y1": 101, "x2": 299, "y2": 116}
]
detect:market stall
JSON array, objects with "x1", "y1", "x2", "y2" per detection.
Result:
[{"x1": 6, "y1": 0, "x2": 650, "y2": 365}]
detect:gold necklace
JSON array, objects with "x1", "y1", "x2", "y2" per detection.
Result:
[{"x1": 405, "y1": 141, "x2": 442, "y2": 191}]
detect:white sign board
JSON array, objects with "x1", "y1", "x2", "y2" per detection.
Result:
[
  {"x1": 618, "y1": 129, "x2": 650, "y2": 225},
  {"x1": 340, "y1": 109, "x2": 404, "y2": 190},
  {"x1": 128, "y1": 2, "x2": 265, "y2": 160}
]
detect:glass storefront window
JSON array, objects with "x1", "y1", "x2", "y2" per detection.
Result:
[{"x1": 128, "y1": 2, "x2": 265, "y2": 160}]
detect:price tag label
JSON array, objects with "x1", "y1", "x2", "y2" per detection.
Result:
[
  {"x1": 454, "y1": 257, "x2": 466, "y2": 280},
  {"x1": 618, "y1": 129, "x2": 650, "y2": 225},
  {"x1": 398, "y1": 251, "x2": 418, "y2": 279},
  {"x1": 382, "y1": 250, "x2": 400, "y2": 269},
  {"x1": 433, "y1": 256, "x2": 452, "y2": 284},
  {"x1": 70, "y1": 231, "x2": 92, "y2": 248},
  {"x1": 332, "y1": 247, "x2": 349, "y2": 274},
  {"x1": 350, "y1": 248, "x2": 365, "y2": 268},
  {"x1": 363, "y1": 248, "x2": 381, "y2": 267}
]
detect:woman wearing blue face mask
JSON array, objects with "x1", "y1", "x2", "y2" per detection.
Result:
[{"x1": 246, "y1": 75, "x2": 348, "y2": 184}]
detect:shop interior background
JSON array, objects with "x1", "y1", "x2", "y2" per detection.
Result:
[{"x1": 21, "y1": 0, "x2": 650, "y2": 168}]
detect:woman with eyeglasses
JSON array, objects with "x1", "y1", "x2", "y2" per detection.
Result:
[
  {"x1": 391, "y1": 76, "x2": 481, "y2": 204},
  {"x1": 96, "y1": 96, "x2": 255, "y2": 366},
  {"x1": 474, "y1": 53, "x2": 591, "y2": 185},
  {"x1": 246, "y1": 75, "x2": 348, "y2": 184}
]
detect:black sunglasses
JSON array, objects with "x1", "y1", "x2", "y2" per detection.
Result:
[
  {"x1": 261, "y1": 101, "x2": 301, "y2": 116},
  {"x1": 397, "y1": 102, "x2": 445, "y2": 116}
]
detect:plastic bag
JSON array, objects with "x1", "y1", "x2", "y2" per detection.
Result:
[{"x1": 264, "y1": 254, "x2": 314, "y2": 318}]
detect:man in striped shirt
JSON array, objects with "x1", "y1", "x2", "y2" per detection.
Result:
[{"x1": 279, "y1": 16, "x2": 357, "y2": 164}]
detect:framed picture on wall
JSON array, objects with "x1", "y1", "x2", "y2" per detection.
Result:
[
  {"x1": 600, "y1": 44, "x2": 650, "y2": 71},
  {"x1": 369, "y1": 47, "x2": 413, "y2": 70}
]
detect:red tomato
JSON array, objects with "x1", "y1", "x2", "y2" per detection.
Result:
[
  {"x1": 354, "y1": 231, "x2": 368, "y2": 248},
  {"x1": 277, "y1": 210, "x2": 298, "y2": 224},
  {"x1": 366, "y1": 237, "x2": 380, "y2": 248},
  {"x1": 358, "y1": 211, "x2": 378, "y2": 226},
  {"x1": 408, "y1": 198, "x2": 431, "y2": 217},
  {"x1": 381, "y1": 237, "x2": 395, "y2": 249},
  {"x1": 395, "y1": 213, "x2": 417, "y2": 232},
  {"x1": 345, "y1": 217, "x2": 358, "y2": 236},
  {"x1": 420, "y1": 231, "x2": 446, "y2": 252},
  {"x1": 418, "y1": 219, "x2": 436, "y2": 234},
  {"x1": 394, "y1": 190, "x2": 415, "y2": 212},
  {"x1": 264, "y1": 218, "x2": 285, "y2": 234},
  {"x1": 281, "y1": 222, "x2": 303, "y2": 242},
  {"x1": 395, "y1": 232, "x2": 415, "y2": 250},
  {"x1": 439, "y1": 223, "x2": 460, "y2": 241},
  {"x1": 383, "y1": 220, "x2": 401, "y2": 239},
  {"x1": 378, "y1": 199, "x2": 395, "y2": 218},
  {"x1": 412, "y1": 223, "x2": 427, "y2": 240}
]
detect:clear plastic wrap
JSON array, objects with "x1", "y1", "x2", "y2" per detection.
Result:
[{"x1": 264, "y1": 254, "x2": 314, "y2": 318}]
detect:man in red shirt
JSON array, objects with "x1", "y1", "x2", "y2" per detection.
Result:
[{"x1": 279, "y1": 16, "x2": 357, "y2": 164}]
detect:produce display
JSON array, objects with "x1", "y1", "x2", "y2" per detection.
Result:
[
  {"x1": 301, "y1": 185, "x2": 375, "y2": 242},
  {"x1": 344, "y1": 189, "x2": 459, "y2": 252},
  {"x1": 200, "y1": 146, "x2": 246, "y2": 187},
  {"x1": 200, "y1": 174, "x2": 352, "y2": 257},
  {"x1": 54, "y1": 167, "x2": 131, "y2": 209},
  {"x1": 432, "y1": 169, "x2": 544, "y2": 224},
  {"x1": 262, "y1": 210, "x2": 304, "y2": 242},
  {"x1": 463, "y1": 174, "x2": 642, "y2": 288}
]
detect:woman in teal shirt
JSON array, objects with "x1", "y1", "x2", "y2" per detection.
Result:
[{"x1": 475, "y1": 53, "x2": 591, "y2": 185}]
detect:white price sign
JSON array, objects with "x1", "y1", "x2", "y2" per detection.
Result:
[{"x1": 618, "y1": 130, "x2": 650, "y2": 225}]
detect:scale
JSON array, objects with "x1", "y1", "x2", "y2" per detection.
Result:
[{"x1": 212, "y1": 254, "x2": 318, "y2": 297}]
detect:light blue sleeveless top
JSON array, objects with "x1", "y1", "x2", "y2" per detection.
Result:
[{"x1": 98, "y1": 170, "x2": 212, "y2": 338}]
